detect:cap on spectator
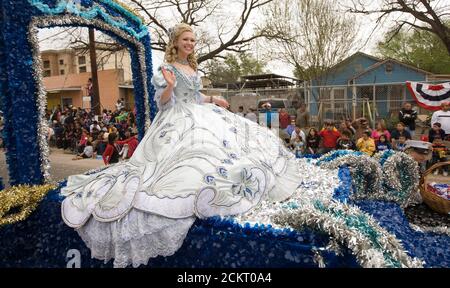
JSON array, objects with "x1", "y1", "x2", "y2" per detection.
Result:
[{"x1": 405, "y1": 140, "x2": 432, "y2": 154}]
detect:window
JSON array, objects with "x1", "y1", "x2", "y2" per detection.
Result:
[
  {"x1": 385, "y1": 62, "x2": 393, "y2": 73},
  {"x1": 78, "y1": 56, "x2": 86, "y2": 65},
  {"x1": 60, "y1": 69, "x2": 65, "y2": 75},
  {"x1": 43, "y1": 70, "x2": 51, "y2": 77},
  {"x1": 43, "y1": 60, "x2": 50, "y2": 69},
  {"x1": 79, "y1": 66, "x2": 87, "y2": 73},
  {"x1": 59, "y1": 59, "x2": 64, "y2": 65}
]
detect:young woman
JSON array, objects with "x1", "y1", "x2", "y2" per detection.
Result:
[{"x1": 60, "y1": 23, "x2": 302, "y2": 268}]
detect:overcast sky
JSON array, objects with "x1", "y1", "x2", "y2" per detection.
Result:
[{"x1": 37, "y1": 0, "x2": 407, "y2": 78}]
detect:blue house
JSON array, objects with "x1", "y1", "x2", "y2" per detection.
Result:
[{"x1": 307, "y1": 52, "x2": 433, "y2": 123}]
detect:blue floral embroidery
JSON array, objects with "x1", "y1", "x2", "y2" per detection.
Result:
[
  {"x1": 222, "y1": 159, "x2": 233, "y2": 165},
  {"x1": 162, "y1": 123, "x2": 173, "y2": 129},
  {"x1": 75, "y1": 193, "x2": 82, "y2": 199},
  {"x1": 229, "y1": 153, "x2": 238, "y2": 160},
  {"x1": 223, "y1": 140, "x2": 230, "y2": 148},
  {"x1": 159, "y1": 131, "x2": 167, "y2": 138},
  {"x1": 229, "y1": 127, "x2": 237, "y2": 134},
  {"x1": 213, "y1": 108, "x2": 223, "y2": 114},
  {"x1": 231, "y1": 168, "x2": 261, "y2": 200},
  {"x1": 217, "y1": 166, "x2": 228, "y2": 178},
  {"x1": 204, "y1": 175, "x2": 216, "y2": 185},
  {"x1": 222, "y1": 117, "x2": 232, "y2": 124}
]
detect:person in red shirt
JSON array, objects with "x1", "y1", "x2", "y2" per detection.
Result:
[
  {"x1": 102, "y1": 133, "x2": 120, "y2": 165},
  {"x1": 279, "y1": 108, "x2": 290, "y2": 130},
  {"x1": 116, "y1": 130, "x2": 139, "y2": 160},
  {"x1": 319, "y1": 121, "x2": 341, "y2": 154}
]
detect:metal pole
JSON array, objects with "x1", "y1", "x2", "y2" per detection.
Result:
[
  {"x1": 89, "y1": 28, "x2": 101, "y2": 116},
  {"x1": 372, "y1": 84, "x2": 376, "y2": 129}
]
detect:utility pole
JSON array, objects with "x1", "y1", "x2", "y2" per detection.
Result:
[{"x1": 89, "y1": 28, "x2": 101, "y2": 115}]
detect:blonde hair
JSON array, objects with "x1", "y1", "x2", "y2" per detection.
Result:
[{"x1": 165, "y1": 23, "x2": 198, "y2": 70}]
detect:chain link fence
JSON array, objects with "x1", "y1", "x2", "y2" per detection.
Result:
[{"x1": 202, "y1": 79, "x2": 450, "y2": 132}]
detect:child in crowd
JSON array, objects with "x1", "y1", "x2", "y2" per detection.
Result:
[
  {"x1": 116, "y1": 130, "x2": 139, "y2": 160},
  {"x1": 356, "y1": 130, "x2": 376, "y2": 156},
  {"x1": 431, "y1": 136, "x2": 448, "y2": 176},
  {"x1": 292, "y1": 135, "x2": 305, "y2": 158},
  {"x1": 306, "y1": 128, "x2": 321, "y2": 154},
  {"x1": 376, "y1": 134, "x2": 392, "y2": 152},
  {"x1": 319, "y1": 121, "x2": 341, "y2": 154},
  {"x1": 395, "y1": 135, "x2": 407, "y2": 151},
  {"x1": 336, "y1": 129, "x2": 355, "y2": 150},
  {"x1": 72, "y1": 141, "x2": 93, "y2": 160}
]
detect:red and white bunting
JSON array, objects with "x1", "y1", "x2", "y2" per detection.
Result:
[{"x1": 406, "y1": 81, "x2": 450, "y2": 111}]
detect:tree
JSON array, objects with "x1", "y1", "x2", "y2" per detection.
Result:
[
  {"x1": 205, "y1": 53, "x2": 266, "y2": 84},
  {"x1": 377, "y1": 27, "x2": 450, "y2": 74},
  {"x1": 126, "y1": 0, "x2": 276, "y2": 65},
  {"x1": 262, "y1": 0, "x2": 359, "y2": 82},
  {"x1": 347, "y1": 0, "x2": 450, "y2": 55}
]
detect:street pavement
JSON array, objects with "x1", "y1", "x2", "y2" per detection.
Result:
[{"x1": 0, "y1": 148, "x2": 104, "y2": 188}]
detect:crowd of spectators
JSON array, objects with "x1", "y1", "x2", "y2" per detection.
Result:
[
  {"x1": 46, "y1": 99, "x2": 139, "y2": 166},
  {"x1": 236, "y1": 101, "x2": 449, "y2": 176}
]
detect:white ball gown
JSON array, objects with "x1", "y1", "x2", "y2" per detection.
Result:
[{"x1": 61, "y1": 64, "x2": 301, "y2": 267}]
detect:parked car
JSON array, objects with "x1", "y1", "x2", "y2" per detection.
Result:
[{"x1": 257, "y1": 98, "x2": 291, "y2": 110}]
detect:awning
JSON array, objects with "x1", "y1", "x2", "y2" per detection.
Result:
[{"x1": 46, "y1": 87, "x2": 82, "y2": 93}]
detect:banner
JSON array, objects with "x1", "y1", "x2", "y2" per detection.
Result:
[{"x1": 406, "y1": 81, "x2": 450, "y2": 111}]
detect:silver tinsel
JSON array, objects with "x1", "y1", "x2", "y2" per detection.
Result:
[
  {"x1": 409, "y1": 223, "x2": 450, "y2": 237},
  {"x1": 273, "y1": 200, "x2": 424, "y2": 268},
  {"x1": 28, "y1": 22, "x2": 52, "y2": 182}
]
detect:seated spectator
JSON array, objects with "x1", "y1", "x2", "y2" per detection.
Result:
[
  {"x1": 76, "y1": 128, "x2": 89, "y2": 154},
  {"x1": 318, "y1": 121, "x2": 341, "y2": 154},
  {"x1": 391, "y1": 122, "x2": 411, "y2": 148},
  {"x1": 376, "y1": 134, "x2": 392, "y2": 152},
  {"x1": 291, "y1": 135, "x2": 305, "y2": 158},
  {"x1": 102, "y1": 133, "x2": 120, "y2": 165},
  {"x1": 394, "y1": 135, "x2": 408, "y2": 151},
  {"x1": 430, "y1": 136, "x2": 448, "y2": 176},
  {"x1": 356, "y1": 130, "x2": 376, "y2": 156},
  {"x1": 89, "y1": 120, "x2": 101, "y2": 134},
  {"x1": 371, "y1": 120, "x2": 391, "y2": 142},
  {"x1": 72, "y1": 141, "x2": 94, "y2": 160},
  {"x1": 336, "y1": 129, "x2": 356, "y2": 150},
  {"x1": 353, "y1": 117, "x2": 372, "y2": 140},
  {"x1": 306, "y1": 128, "x2": 321, "y2": 154},
  {"x1": 291, "y1": 126, "x2": 306, "y2": 144},
  {"x1": 116, "y1": 130, "x2": 139, "y2": 160},
  {"x1": 428, "y1": 122, "x2": 446, "y2": 144},
  {"x1": 285, "y1": 119, "x2": 296, "y2": 136}
]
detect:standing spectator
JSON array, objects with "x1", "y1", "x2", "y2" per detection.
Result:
[
  {"x1": 336, "y1": 130, "x2": 356, "y2": 150},
  {"x1": 102, "y1": 133, "x2": 120, "y2": 165},
  {"x1": 115, "y1": 99, "x2": 124, "y2": 112},
  {"x1": 431, "y1": 101, "x2": 450, "y2": 137},
  {"x1": 394, "y1": 135, "x2": 408, "y2": 151},
  {"x1": 376, "y1": 135, "x2": 392, "y2": 152},
  {"x1": 295, "y1": 104, "x2": 309, "y2": 129},
  {"x1": 306, "y1": 128, "x2": 321, "y2": 154},
  {"x1": 356, "y1": 130, "x2": 376, "y2": 156},
  {"x1": 261, "y1": 102, "x2": 273, "y2": 129},
  {"x1": 236, "y1": 106, "x2": 245, "y2": 117},
  {"x1": 391, "y1": 122, "x2": 412, "y2": 148},
  {"x1": 428, "y1": 122, "x2": 446, "y2": 143},
  {"x1": 319, "y1": 121, "x2": 341, "y2": 154},
  {"x1": 398, "y1": 102, "x2": 418, "y2": 137},
  {"x1": 245, "y1": 107, "x2": 257, "y2": 123},
  {"x1": 430, "y1": 136, "x2": 448, "y2": 176},
  {"x1": 279, "y1": 108, "x2": 290, "y2": 130}
]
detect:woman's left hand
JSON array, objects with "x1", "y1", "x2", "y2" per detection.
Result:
[{"x1": 214, "y1": 98, "x2": 230, "y2": 109}]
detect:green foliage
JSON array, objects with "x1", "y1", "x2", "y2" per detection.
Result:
[
  {"x1": 206, "y1": 53, "x2": 266, "y2": 84},
  {"x1": 377, "y1": 28, "x2": 450, "y2": 74}
]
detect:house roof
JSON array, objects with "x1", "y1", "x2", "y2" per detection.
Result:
[{"x1": 350, "y1": 58, "x2": 433, "y2": 81}]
